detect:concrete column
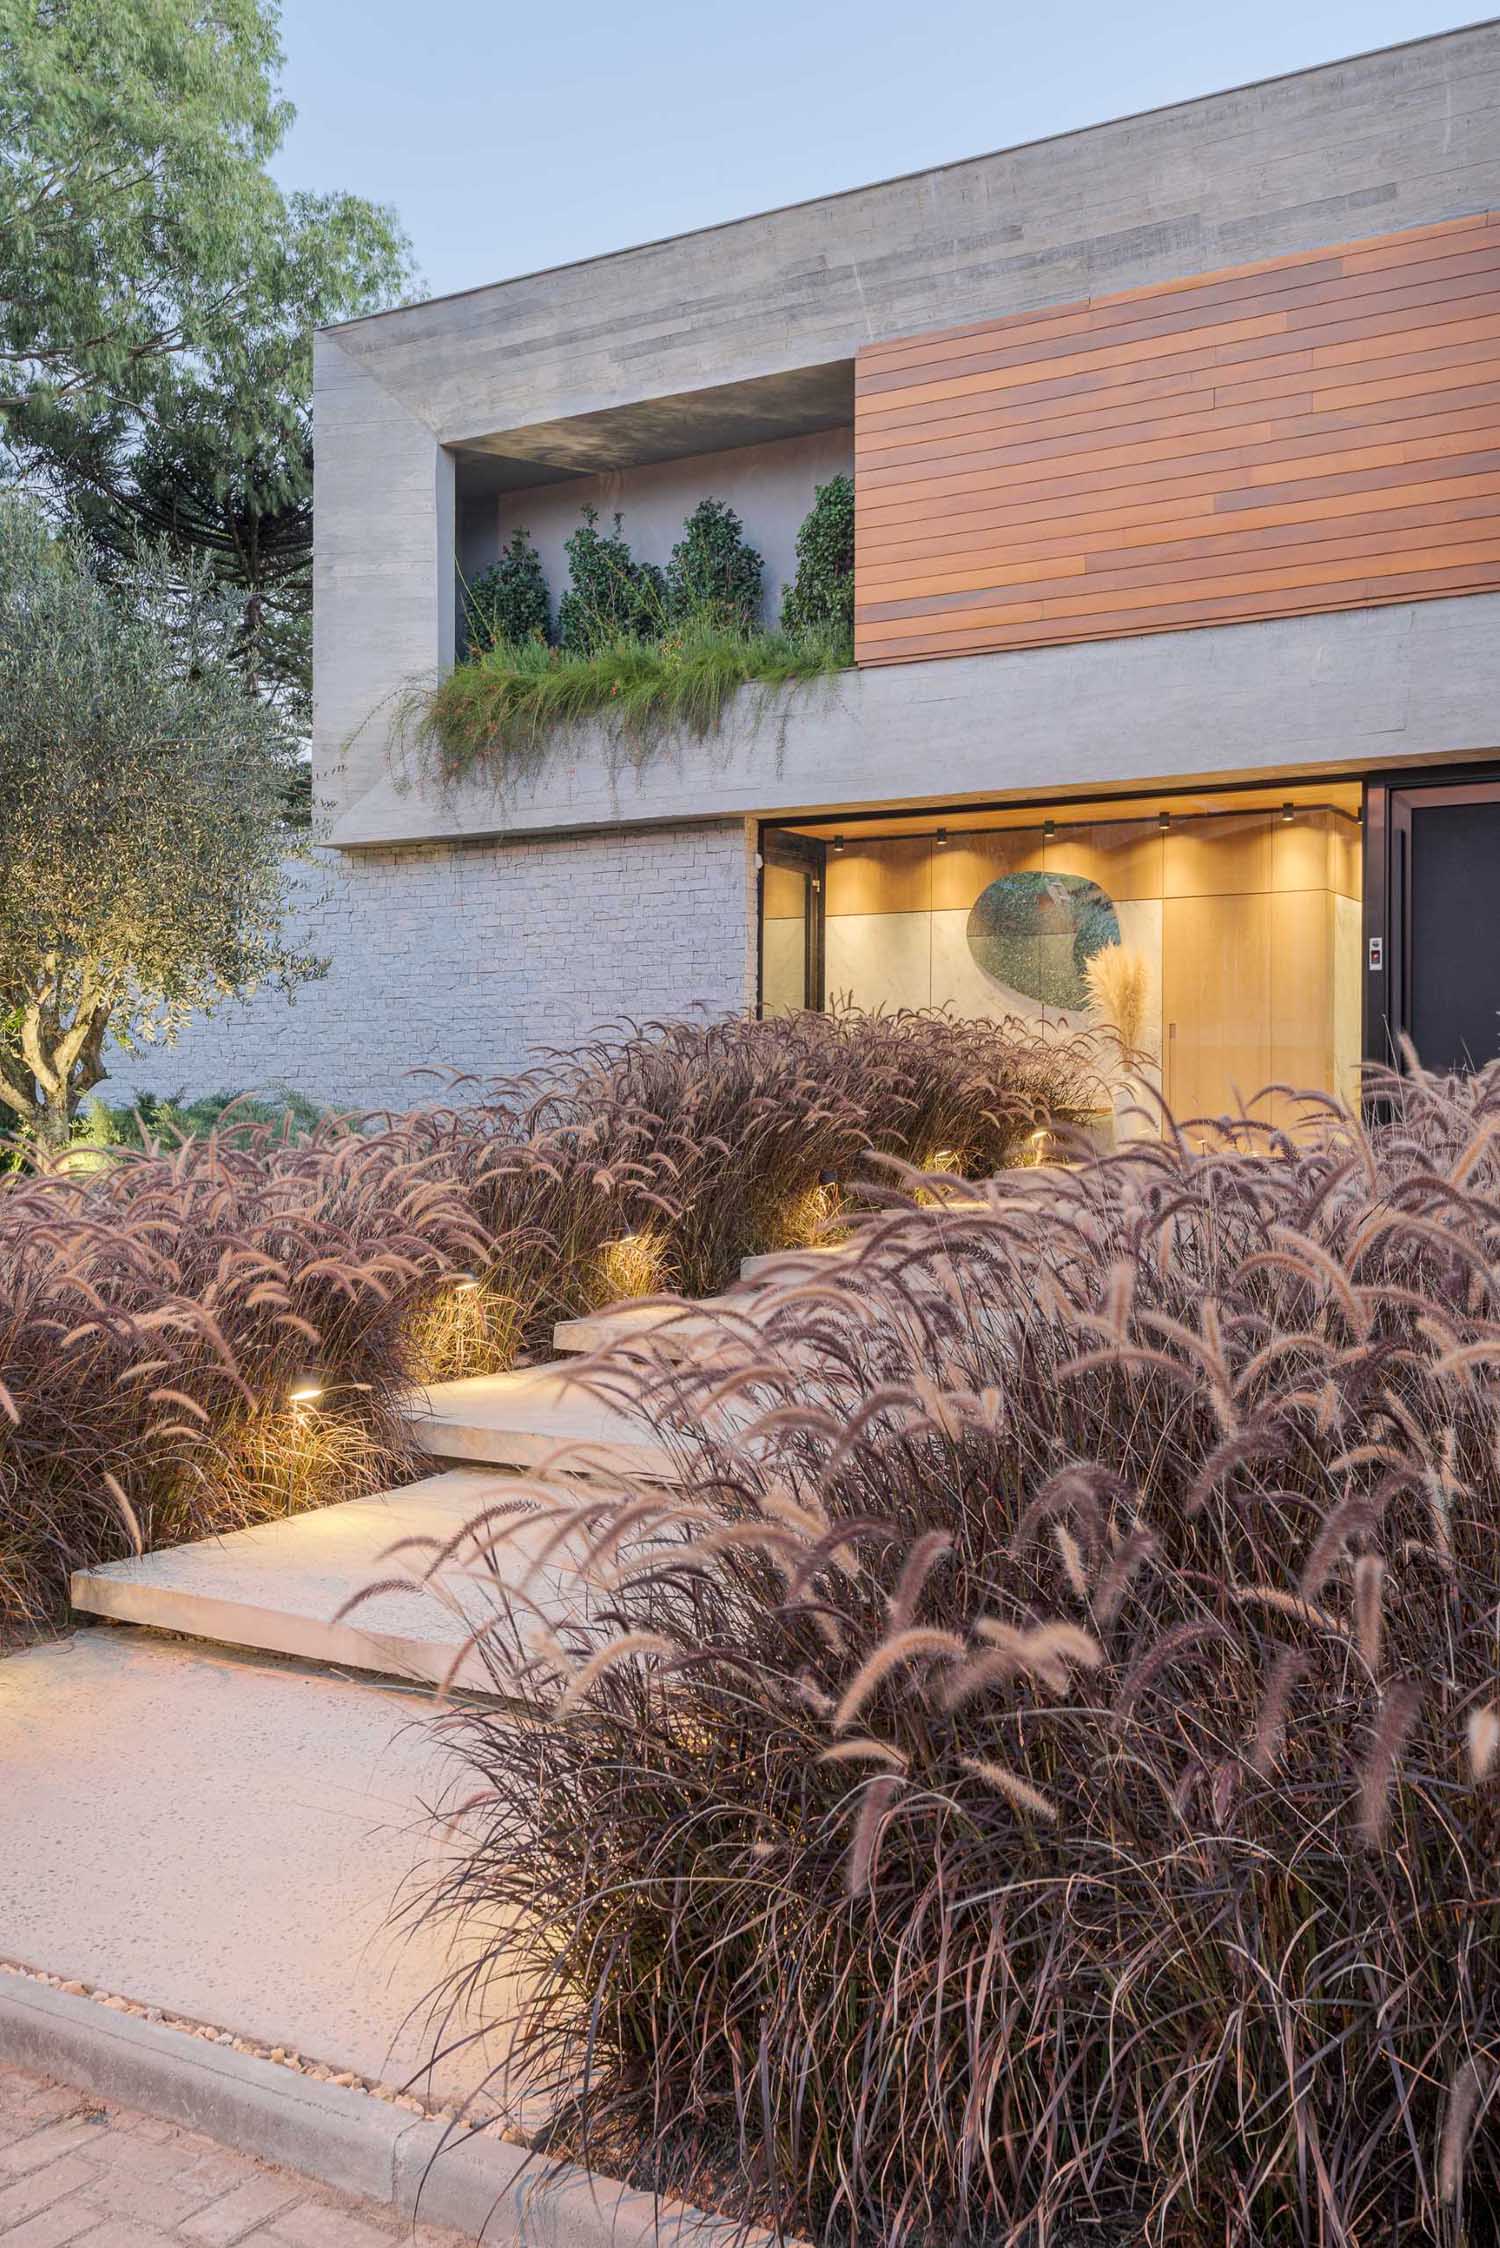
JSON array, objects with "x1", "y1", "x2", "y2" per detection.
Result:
[{"x1": 313, "y1": 332, "x2": 455, "y2": 824}]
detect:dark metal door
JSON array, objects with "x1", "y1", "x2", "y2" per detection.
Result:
[{"x1": 1389, "y1": 782, "x2": 1500, "y2": 1073}]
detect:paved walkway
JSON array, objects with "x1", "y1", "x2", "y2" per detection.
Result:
[
  {"x1": 0, "y1": 2062, "x2": 469, "y2": 2248},
  {"x1": 0, "y1": 1637, "x2": 510, "y2": 2104}
]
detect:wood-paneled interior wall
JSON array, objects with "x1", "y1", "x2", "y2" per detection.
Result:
[
  {"x1": 819, "y1": 812, "x2": 1362, "y2": 1128},
  {"x1": 854, "y1": 214, "x2": 1500, "y2": 663}
]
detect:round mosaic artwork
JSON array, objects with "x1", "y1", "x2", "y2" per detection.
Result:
[{"x1": 966, "y1": 870, "x2": 1121, "y2": 1009}]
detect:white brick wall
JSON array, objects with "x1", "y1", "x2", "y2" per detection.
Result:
[{"x1": 103, "y1": 821, "x2": 757, "y2": 1112}]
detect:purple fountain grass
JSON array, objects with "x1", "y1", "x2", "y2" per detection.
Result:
[
  {"x1": 413, "y1": 1059, "x2": 1500, "y2": 2246},
  {"x1": 0, "y1": 1007, "x2": 1100, "y2": 1633},
  {"x1": 0, "y1": 1115, "x2": 487, "y2": 1635}
]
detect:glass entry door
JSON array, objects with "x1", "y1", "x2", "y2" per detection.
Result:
[
  {"x1": 759, "y1": 833, "x2": 825, "y2": 1015},
  {"x1": 1388, "y1": 781, "x2": 1500, "y2": 1073}
]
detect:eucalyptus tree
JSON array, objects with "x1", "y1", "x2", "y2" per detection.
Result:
[
  {"x1": 0, "y1": 0, "x2": 287, "y2": 412},
  {"x1": 1, "y1": 0, "x2": 415, "y2": 744}
]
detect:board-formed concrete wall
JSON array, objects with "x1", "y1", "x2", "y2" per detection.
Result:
[
  {"x1": 316, "y1": 22, "x2": 1500, "y2": 835},
  {"x1": 331, "y1": 591, "x2": 1500, "y2": 850},
  {"x1": 101, "y1": 822, "x2": 756, "y2": 1113}
]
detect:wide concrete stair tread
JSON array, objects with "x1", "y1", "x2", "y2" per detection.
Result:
[
  {"x1": 407, "y1": 1362, "x2": 680, "y2": 1476},
  {"x1": 0, "y1": 1633, "x2": 510, "y2": 2103},
  {"x1": 551, "y1": 1294, "x2": 756, "y2": 1358},
  {"x1": 69, "y1": 1468, "x2": 593, "y2": 1691},
  {"x1": 739, "y1": 1243, "x2": 846, "y2": 1282},
  {"x1": 734, "y1": 1178, "x2": 1055, "y2": 1281}
]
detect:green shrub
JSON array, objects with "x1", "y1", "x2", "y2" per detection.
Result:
[
  {"x1": 664, "y1": 497, "x2": 763, "y2": 630},
  {"x1": 80, "y1": 1087, "x2": 325, "y2": 1152},
  {"x1": 556, "y1": 508, "x2": 664, "y2": 653},
  {"x1": 780, "y1": 471, "x2": 854, "y2": 643},
  {"x1": 463, "y1": 528, "x2": 550, "y2": 652}
]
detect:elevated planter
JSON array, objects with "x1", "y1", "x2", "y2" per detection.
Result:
[{"x1": 323, "y1": 596, "x2": 1500, "y2": 851}]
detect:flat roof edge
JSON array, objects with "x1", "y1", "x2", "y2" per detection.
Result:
[{"x1": 318, "y1": 16, "x2": 1500, "y2": 341}]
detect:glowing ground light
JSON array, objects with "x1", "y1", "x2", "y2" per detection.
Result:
[
  {"x1": 600, "y1": 1231, "x2": 665, "y2": 1298},
  {"x1": 287, "y1": 1374, "x2": 324, "y2": 1405}
]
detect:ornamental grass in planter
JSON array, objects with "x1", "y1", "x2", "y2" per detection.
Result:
[
  {"x1": 416, "y1": 1064, "x2": 1500, "y2": 2248},
  {"x1": 416, "y1": 617, "x2": 850, "y2": 787}
]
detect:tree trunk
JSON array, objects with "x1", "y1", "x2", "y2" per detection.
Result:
[
  {"x1": 34, "y1": 1085, "x2": 72, "y2": 1155},
  {"x1": 3, "y1": 995, "x2": 112, "y2": 1162}
]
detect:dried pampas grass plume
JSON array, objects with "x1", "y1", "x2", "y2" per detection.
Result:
[{"x1": 1084, "y1": 942, "x2": 1154, "y2": 1061}]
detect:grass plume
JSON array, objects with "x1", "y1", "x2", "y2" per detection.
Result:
[{"x1": 0, "y1": 1006, "x2": 1101, "y2": 1632}]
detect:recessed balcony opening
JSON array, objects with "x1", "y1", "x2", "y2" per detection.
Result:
[
  {"x1": 450, "y1": 361, "x2": 855, "y2": 660},
  {"x1": 761, "y1": 779, "x2": 1365, "y2": 1142}
]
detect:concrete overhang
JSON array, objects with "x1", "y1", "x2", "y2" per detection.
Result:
[{"x1": 451, "y1": 359, "x2": 854, "y2": 490}]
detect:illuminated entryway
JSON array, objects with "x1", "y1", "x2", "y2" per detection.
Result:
[{"x1": 760, "y1": 781, "x2": 1364, "y2": 1137}]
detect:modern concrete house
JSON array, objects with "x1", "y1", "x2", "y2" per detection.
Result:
[{"x1": 123, "y1": 20, "x2": 1500, "y2": 1121}]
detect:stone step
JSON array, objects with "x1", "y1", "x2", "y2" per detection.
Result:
[
  {"x1": 0, "y1": 1632, "x2": 508, "y2": 2102},
  {"x1": 551, "y1": 1295, "x2": 746, "y2": 1358},
  {"x1": 407, "y1": 1362, "x2": 680, "y2": 1478},
  {"x1": 69, "y1": 1467, "x2": 596, "y2": 1692},
  {"x1": 734, "y1": 1178, "x2": 1059, "y2": 1282},
  {"x1": 738, "y1": 1243, "x2": 846, "y2": 1283}
]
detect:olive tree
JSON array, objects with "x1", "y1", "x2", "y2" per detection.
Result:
[{"x1": 0, "y1": 497, "x2": 323, "y2": 1151}]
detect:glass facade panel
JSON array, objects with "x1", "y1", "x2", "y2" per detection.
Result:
[
  {"x1": 760, "y1": 858, "x2": 811, "y2": 1017},
  {"x1": 760, "y1": 791, "x2": 1364, "y2": 1138}
]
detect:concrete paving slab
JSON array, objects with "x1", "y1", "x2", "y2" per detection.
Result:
[
  {"x1": 68, "y1": 1472, "x2": 594, "y2": 1692},
  {"x1": 406, "y1": 1365, "x2": 679, "y2": 1479},
  {"x1": 0, "y1": 1635, "x2": 512, "y2": 2105}
]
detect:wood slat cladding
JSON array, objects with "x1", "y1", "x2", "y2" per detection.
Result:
[{"x1": 853, "y1": 214, "x2": 1500, "y2": 665}]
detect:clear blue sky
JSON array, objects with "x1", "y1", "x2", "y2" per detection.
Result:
[{"x1": 271, "y1": 0, "x2": 1481, "y2": 305}]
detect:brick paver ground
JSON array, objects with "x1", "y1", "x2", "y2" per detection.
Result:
[{"x1": 0, "y1": 2064, "x2": 472, "y2": 2248}]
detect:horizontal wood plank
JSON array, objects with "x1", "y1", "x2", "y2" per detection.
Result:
[
  {"x1": 857, "y1": 478, "x2": 1500, "y2": 596},
  {"x1": 855, "y1": 254, "x2": 1500, "y2": 417},
  {"x1": 854, "y1": 212, "x2": 1500, "y2": 372},
  {"x1": 854, "y1": 214, "x2": 1500, "y2": 666}
]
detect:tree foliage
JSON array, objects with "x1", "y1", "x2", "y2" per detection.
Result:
[
  {"x1": 556, "y1": 507, "x2": 665, "y2": 653},
  {"x1": 0, "y1": 497, "x2": 322, "y2": 1149},
  {"x1": 780, "y1": 471, "x2": 854, "y2": 643},
  {"x1": 464, "y1": 525, "x2": 550, "y2": 653},
  {"x1": 0, "y1": 0, "x2": 287, "y2": 412},
  {"x1": 1, "y1": 0, "x2": 415, "y2": 744},
  {"x1": 665, "y1": 497, "x2": 763, "y2": 631}
]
